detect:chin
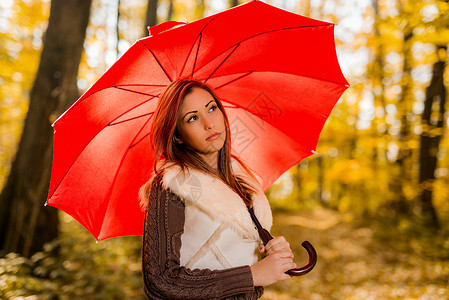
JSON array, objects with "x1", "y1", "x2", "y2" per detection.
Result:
[{"x1": 202, "y1": 142, "x2": 224, "y2": 154}]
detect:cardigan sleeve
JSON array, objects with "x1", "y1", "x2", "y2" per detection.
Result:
[{"x1": 142, "y1": 176, "x2": 264, "y2": 300}]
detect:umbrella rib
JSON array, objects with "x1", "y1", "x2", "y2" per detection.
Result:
[
  {"x1": 48, "y1": 95, "x2": 157, "y2": 200},
  {"x1": 142, "y1": 42, "x2": 173, "y2": 82},
  {"x1": 130, "y1": 131, "x2": 151, "y2": 149},
  {"x1": 178, "y1": 31, "x2": 201, "y2": 77},
  {"x1": 177, "y1": 32, "x2": 203, "y2": 78},
  {"x1": 194, "y1": 24, "x2": 333, "y2": 77},
  {"x1": 56, "y1": 84, "x2": 164, "y2": 122},
  {"x1": 180, "y1": 16, "x2": 216, "y2": 78},
  {"x1": 191, "y1": 33, "x2": 202, "y2": 78},
  {"x1": 109, "y1": 112, "x2": 154, "y2": 126},
  {"x1": 98, "y1": 113, "x2": 153, "y2": 239},
  {"x1": 221, "y1": 96, "x2": 314, "y2": 156},
  {"x1": 115, "y1": 83, "x2": 167, "y2": 88},
  {"x1": 114, "y1": 86, "x2": 159, "y2": 97},
  {"x1": 81, "y1": 84, "x2": 162, "y2": 102},
  {"x1": 212, "y1": 71, "x2": 253, "y2": 90},
  {"x1": 201, "y1": 69, "x2": 347, "y2": 91},
  {"x1": 107, "y1": 93, "x2": 159, "y2": 126},
  {"x1": 204, "y1": 44, "x2": 240, "y2": 83}
]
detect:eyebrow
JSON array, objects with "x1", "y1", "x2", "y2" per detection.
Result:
[{"x1": 182, "y1": 100, "x2": 215, "y2": 121}]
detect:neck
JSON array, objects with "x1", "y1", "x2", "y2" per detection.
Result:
[{"x1": 199, "y1": 152, "x2": 218, "y2": 172}]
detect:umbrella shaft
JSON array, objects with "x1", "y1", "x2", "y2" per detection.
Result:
[
  {"x1": 258, "y1": 228, "x2": 274, "y2": 246},
  {"x1": 248, "y1": 207, "x2": 273, "y2": 245}
]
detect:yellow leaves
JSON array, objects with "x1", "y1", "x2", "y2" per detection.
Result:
[
  {"x1": 416, "y1": 27, "x2": 449, "y2": 45},
  {"x1": 326, "y1": 159, "x2": 373, "y2": 185},
  {"x1": 170, "y1": 0, "x2": 207, "y2": 22},
  {"x1": 0, "y1": 0, "x2": 50, "y2": 190},
  {"x1": 420, "y1": 122, "x2": 446, "y2": 137},
  {"x1": 402, "y1": 181, "x2": 419, "y2": 201},
  {"x1": 267, "y1": 209, "x2": 449, "y2": 299}
]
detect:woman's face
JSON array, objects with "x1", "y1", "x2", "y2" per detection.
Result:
[{"x1": 176, "y1": 87, "x2": 226, "y2": 166}]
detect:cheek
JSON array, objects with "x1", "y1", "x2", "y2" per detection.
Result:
[
  {"x1": 215, "y1": 111, "x2": 225, "y2": 127},
  {"x1": 179, "y1": 123, "x2": 203, "y2": 145}
]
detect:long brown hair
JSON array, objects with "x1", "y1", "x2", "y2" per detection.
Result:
[{"x1": 140, "y1": 78, "x2": 259, "y2": 208}]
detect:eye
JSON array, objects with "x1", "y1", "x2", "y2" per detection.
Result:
[
  {"x1": 209, "y1": 104, "x2": 218, "y2": 112},
  {"x1": 187, "y1": 115, "x2": 198, "y2": 123}
]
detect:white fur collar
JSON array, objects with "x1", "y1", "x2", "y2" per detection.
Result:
[{"x1": 160, "y1": 159, "x2": 272, "y2": 240}]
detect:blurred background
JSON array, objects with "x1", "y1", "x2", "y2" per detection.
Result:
[{"x1": 0, "y1": 0, "x2": 448, "y2": 299}]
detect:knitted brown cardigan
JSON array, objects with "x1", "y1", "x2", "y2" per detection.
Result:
[{"x1": 142, "y1": 175, "x2": 264, "y2": 299}]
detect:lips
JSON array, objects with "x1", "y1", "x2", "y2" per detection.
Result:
[{"x1": 206, "y1": 132, "x2": 221, "y2": 141}]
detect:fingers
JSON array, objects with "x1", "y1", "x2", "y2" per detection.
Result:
[
  {"x1": 279, "y1": 273, "x2": 292, "y2": 281},
  {"x1": 282, "y1": 261, "x2": 297, "y2": 270},
  {"x1": 265, "y1": 236, "x2": 293, "y2": 257},
  {"x1": 276, "y1": 249, "x2": 294, "y2": 259},
  {"x1": 250, "y1": 249, "x2": 298, "y2": 286},
  {"x1": 258, "y1": 236, "x2": 297, "y2": 282},
  {"x1": 270, "y1": 250, "x2": 296, "y2": 269}
]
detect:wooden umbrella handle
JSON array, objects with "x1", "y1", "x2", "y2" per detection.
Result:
[
  {"x1": 257, "y1": 227, "x2": 317, "y2": 276},
  {"x1": 285, "y1": 241, "x2": 317, "y2": 276},
  {"x1": 248, "y1": 208, "x2": 317, "y2": 276}
]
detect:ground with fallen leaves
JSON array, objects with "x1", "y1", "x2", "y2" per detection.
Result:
[
  {"x1": 1, "y1": 208, "x2": 448, "y2": 299},
  {"x1": 263, "y1": 209, "x2": 449, "y2": 300}
]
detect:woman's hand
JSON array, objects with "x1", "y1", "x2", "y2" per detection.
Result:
[
  {"x1": 250, "y1": 236, "x2": 297, "y2": 286},
  {"x1": 259, "y1": 236, "x2": 292, "y2": 256}
]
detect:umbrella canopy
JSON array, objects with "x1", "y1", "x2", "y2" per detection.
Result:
[{"x1": 46, "y1": 0, "x2": 349, "y2": 240}]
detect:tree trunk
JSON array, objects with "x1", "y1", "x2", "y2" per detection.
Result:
[
  {"x1": 144, "y1": 0, "x2": 158, "y2": 37},
  {"x1": 371, "y1": 0, "x2": 387, "y2": 167},
  {"x1": 0, "y1": 0, "x2": 92, "y2": 257},
  {"x1": 418, "y1": 45, "x2": 447, "y2": 230},
  {"x1": 390, "y1": 6, "x2": 414, "y2": 213}
]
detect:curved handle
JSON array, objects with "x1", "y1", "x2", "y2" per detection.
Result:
[
  {"x1": 248, "y1": 208, "x2": 317, "y2": 276},
  {"x1": 257, "y1": 227, "x2": 317, "y2": 276},
  {"x1": 258, "y1": 227, "x2": 318, "y2": 276},
  {"x1": 285, "y1": 241, "x2": 317, "y2": 276}
]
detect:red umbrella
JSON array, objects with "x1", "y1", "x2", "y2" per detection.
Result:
[{"x1": 46, "y1": 0, "x2": 348, "y2": 241}]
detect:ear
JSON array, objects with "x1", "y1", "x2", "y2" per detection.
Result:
[{"x1": 174, "y1": 136, "x2": 183, "y2": 144}]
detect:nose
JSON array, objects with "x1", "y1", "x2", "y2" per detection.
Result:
[{"x1": 204, "y1": 117, "x2": 214, "y2": 130}]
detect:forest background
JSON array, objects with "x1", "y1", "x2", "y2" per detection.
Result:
[{"x1": 1, "y1": 0, "x2": 448, "y2": 299}]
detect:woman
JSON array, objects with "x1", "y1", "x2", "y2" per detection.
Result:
[{"x1": 140, "y1": 78, "x2": 296, "y2": 299}]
